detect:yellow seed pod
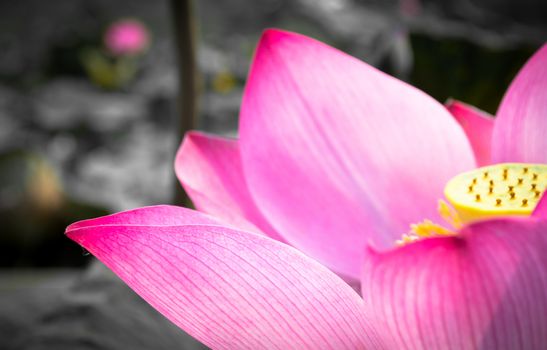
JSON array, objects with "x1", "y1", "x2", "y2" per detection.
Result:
[{"x1": 444, "y1": 163, "x2": 547, "y2": 224}]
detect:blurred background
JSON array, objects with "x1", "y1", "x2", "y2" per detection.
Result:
[{"x1": 0, "y1": 0, "x2": 545, "y2": 348}]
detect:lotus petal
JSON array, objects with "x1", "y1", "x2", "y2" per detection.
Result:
[
  {"x1": 446, "y1": 99, "x2": 494, "y2": 166},
  {"x1": 67, "y1": 207, "x2": 385, "y2": 349},
  {"x1": 239, "y1": 29, "x2": 475, "y2": 278},
  {"x1": 493, "y1": 44, "x2": 547, "y2": 163},
  {"x1": 362, "y1": 218, "x2": 547, "y2": 350},
  {"x1": 532, "y1": 193, "x2": 547, "y2": 219}
]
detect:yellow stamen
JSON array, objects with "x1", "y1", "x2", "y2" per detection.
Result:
[
  {"x1": 397, "y1": 201, "x2": 460, "y2": 246},
  {"x1": 411, "y1": 220, "x2": 454, "y2": 236},
  {"x1": 395, "y1": 233, "x2": 420, "y2": 246},
  {"x1": 396, "y1": 220, "x2": 455, "y2": 246},
  {"x1": 444, "y1": 163, "x2": 547, "y2": 224},
  {"x1": 438, "y1": 199, "x2": 463, "y2": 229}
]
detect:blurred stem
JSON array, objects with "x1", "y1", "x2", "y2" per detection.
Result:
[{"x1": 171, "y1": 0, "x2": 198, "y2": 207}]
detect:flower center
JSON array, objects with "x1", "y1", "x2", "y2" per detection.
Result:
[
  {"x1": 397, "y1": 163, "x2": 546, "y2": 246},
  {"x1": 444, "y1": 163, "x2": 546, "y2": 224}
]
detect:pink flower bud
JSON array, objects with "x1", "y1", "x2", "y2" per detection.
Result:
[{"x1": 104, "y1": 19, "x2": 150, "y2": 56}]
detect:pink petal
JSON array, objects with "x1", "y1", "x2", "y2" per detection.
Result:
[
  {"x1": 532, "y1": 192, "x2": 547, "y2": 219},
  {"x1": 492, "y1": 44, "x2": 547, "y2": 163},
  {"x1": 66, "y1": 209, "x2": 385, "y2": 349},
  {"x1": 239, "y1": 29, "x2": 475, "y2": 278},
  {"x1": 362, "y1": 218, "x2": 547, "y2": 350},
  {"x1": 175, "y1": 131, "x2": 284, "y2": 242},
  {"x1": 445, "y1": 99, "x2": 494, "y2": 166}
]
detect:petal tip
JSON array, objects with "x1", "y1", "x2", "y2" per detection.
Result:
[
  {"x1": 445, "y1": 99, "x2": 493, "y2": 120},
  {"x1": 258, "y1": 28, "x2": 315, "y2": 53},
  {"x1": 260, "y1": 28, "x2": 292, "y2": 45},
  {"x1": 444, "y1": 98, "x2": 462, "y2": 111},
  {"x1": 177, "y1": 130, "x2": 206, "y2": 156},
  {"x1": 444, "y1": 97, "x2": 456, "y2": 107},
  {"x1": 175, "y1": 131, "x2": 212, "y2": 180},
  {"x1": 64, "y1": 225, "x2": 83, "y2": 243},
  {"x1": 175, "y1": 130, "x2": 238, "y2": 180},
  {"x1": 65, "y1": 224, "x2": 76, "y2": 235}
]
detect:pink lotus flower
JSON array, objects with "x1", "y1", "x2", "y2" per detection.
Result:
[
  {"x1": 104, "y1": 19, "x2": 150, "y2": 56},
  {"x1": 67, "y1": 30, "x2": 547, "y2": 349}
]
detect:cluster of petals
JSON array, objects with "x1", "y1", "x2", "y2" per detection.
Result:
[{"x1": 67, "y1": 30, "x2": 547, "y2": 349}]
